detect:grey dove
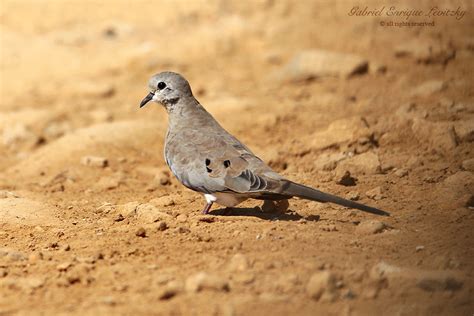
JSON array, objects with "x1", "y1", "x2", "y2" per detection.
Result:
[{"x1": 140, "y1": 71, "x2": 389, "y2": 216}]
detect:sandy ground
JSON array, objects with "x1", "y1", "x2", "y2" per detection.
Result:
[{"x1": 0, "y1": 0, "x2": 473, "y2": 315}]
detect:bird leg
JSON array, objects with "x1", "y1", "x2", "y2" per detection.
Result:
[{"x1": 202, "y1": 202, "x2": 213, "y2": 214}]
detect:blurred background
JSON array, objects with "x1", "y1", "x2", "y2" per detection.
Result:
[{"x1": 0, "y1": 0, "x2": 473, "y2": 315}]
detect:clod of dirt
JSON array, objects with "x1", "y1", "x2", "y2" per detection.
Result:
[
  {"x1": 306, "y1": 271, "x2": 338, "y2": 301},
  {"x1": 185, "y1": 272, "x2": 229, "y2": 293},
  {"x1": 156, "y1": 172, "x2": 171, "y2": 186},
  {"x1": 135, "y1": 227, "x2": 146, "y2": 237},
  {"x1": 149, "y1": 196, "x2": 175, "y2": 208},
  {"x1": 136, "y1": 203, "x2": 173, "y2": 223},
  {"x1": 335, "y1": 170, "x2": 357, "y2": 186},
  {"x1": 309, "y1": 117, "x2": 370, "y2": 151},
  {"x1": 461, "y1": 158, "x2": 474, "y2": 172},
  {"x1": 346, "y1": 191, "x2": 360, "y2": 201},
  {"x1": 227, "y1": 253, "x2": 250, "y2": 272},
  {"x1": 314, "y1": 152, "x2": 347, "y2": 171},
  {"x1": 410, "y1": 80, "x2": 447, "y2": 97},
  {"x1": 356, "y1": 220, "x2": 386, "y2": 235},
  {"x1": 454, "y1": 119, "x2": 474, "y2": 142},
  {"x1": 411, "y1": 118, "x2": 457, "y2": 152},
  {"x1": 280, "y1": 49, "x2": 368, "y2": 81},
  {"x1": 336, "y1": 152, "x2": 381, "y2": 175},
  {"x1": 95, "y1": 176, "x2": 120, "y2": 190},
  {"x1": 394, "y1": 40, "x2": 455, "y2": 65},
  {"x1": 113, "y1": 213, "x2": 125, "y2": 222},
  {"x1": 442, "y1": 171, "x2": 474, "y2": 207},
  {"x1": 80, "y1": 156, "x2": 108, "y2": 168},
  {"x1": 394, "y1": 168, "x2": 408, "y2": 178},
  {"x1": 261, "y1": 199, "x2": 289, "y2": 213},
  {"x1": 117, "y1": 202, "x2": 140, "y2": 217},
  {"x1": 176, "y1": 214, "x2": 187, "y2": 223},
  {"x1": 366, "y1": 187, "x2": 385, "y2": 200}
]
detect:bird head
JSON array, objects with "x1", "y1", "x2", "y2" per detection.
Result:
[{"x1": 140, "y1": 71, "x2": 193, "y2": 110}]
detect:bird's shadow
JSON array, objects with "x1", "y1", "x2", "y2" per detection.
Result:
[{"x1": 209, "y1": 206, "x2": 320, "y2": 222}]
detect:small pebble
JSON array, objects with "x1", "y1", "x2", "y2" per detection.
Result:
[
  {"x1": 356, "y1": 220, "x2": 386, "y2": 235},
  {"x1": 366, "y1": 187, "x2": 385, "y2": 200},
  {"x1": 346, "y1": 191, "x2": 360, "y2": 201},
  {"x1": 80, "y1": 156, "x2": 108, "y2": 168},
  {"x1": 135, "y1": 227, "x2": 147, "y2": 237},
  {"x1": 157, "y1": 221, "x2": 168, "y2": 231},
  {"x1": 114, "y1": 213, "x2": 125, "y2": 222},
  {"x1": 394, "y1": 168, "x2": 408, "y2": 178},
  {"x1": 176, "y1": 214, "x2": 188, "y2": 223}
]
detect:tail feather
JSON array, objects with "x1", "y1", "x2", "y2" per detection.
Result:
[{"x1": 282, "y1": 181, "x2": 390, "y2": 216}]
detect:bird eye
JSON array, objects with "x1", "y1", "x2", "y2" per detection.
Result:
[{"x1": 157, "y1": 82, "x2": 167, "y2": 90}]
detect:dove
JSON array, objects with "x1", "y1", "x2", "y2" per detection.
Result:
[{"x1": 140, "y1": 71, "x2": 389, "y2": 216}]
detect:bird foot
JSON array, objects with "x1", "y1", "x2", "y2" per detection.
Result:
[{"x1": 202, "y1": 202, "x2": 213, "y2": 214}]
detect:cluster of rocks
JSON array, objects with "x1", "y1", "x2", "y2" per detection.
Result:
[{"x1": 0, "y1": 236, "x2": 466, "y2": 303}]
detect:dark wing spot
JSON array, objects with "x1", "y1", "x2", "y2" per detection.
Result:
[
  {"x1": 206, "y1": 167, "x2": 212, "y2": 173},
  {"x1": 205, "y1": 158, "x2": 211, "y2": 166},
  {"x1": 223, "y1": 160, "x2": 231, "y2": 168}
]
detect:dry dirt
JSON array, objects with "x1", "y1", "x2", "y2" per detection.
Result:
[{"x1": 0, "y1": 1, "x2": 473, "y2": 315}]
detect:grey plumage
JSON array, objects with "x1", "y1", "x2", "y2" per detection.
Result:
[{"x1": 140, "y1": 71, "x2": 389, "y2": 216}]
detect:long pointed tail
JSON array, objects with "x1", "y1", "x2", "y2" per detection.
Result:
[{"x1": 282, "y1": 181, "x2": 390, "y2": 216}]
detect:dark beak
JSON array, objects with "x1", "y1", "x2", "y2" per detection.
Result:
[{"x1": 140, "y1": 92, "x2": 154, "y2": 108}]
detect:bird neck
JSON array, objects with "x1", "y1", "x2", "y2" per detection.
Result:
[{"x1": 167, "y1": 96, "x2": 216, "y2": 131}]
